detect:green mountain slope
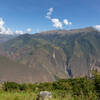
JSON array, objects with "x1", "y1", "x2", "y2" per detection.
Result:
[{"x1": 0, "y1": 27, "x2": 100, "y2": 82}]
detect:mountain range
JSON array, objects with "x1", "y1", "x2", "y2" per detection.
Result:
[
  {"x1": 0, "y1": 34, "x2": 17, "y2": 43},
  {"x1": 0, "y1": 27, "x2": 100, "y2": 83}
]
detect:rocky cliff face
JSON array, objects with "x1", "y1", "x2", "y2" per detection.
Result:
[{"x1": 0, "y1": 27, "x2": 100, "y2": 83}]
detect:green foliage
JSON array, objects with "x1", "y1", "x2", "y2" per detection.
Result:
[
  {"x1": 19, "y1": 83, "x2": 29, "y2": 91},
  {"x1": 2, "y1": 75, "x2": 100, "y2": 99},
  {"x1": 3, "y1": 82, "x2": 20, "y2": 91},
  {"x1": 94, "y1": 73, "x2": 100, "y2": 97}
]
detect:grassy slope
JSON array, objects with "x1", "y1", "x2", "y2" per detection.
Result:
[{"x1": 0, "y1": 91, "x2": 96, "y2": 100}]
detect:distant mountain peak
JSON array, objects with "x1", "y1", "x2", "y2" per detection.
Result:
[
  {"x1": 39, "y1": 27, "x2": 98, "y2": 35},
  {"x1": 70, "y1": 27, "x2": 97, "y2": 32}
]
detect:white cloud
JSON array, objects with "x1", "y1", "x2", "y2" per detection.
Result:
[
  {"x1": 0, "y1": 17, "x2": 26, "y2": 35},
  {"x1": 46, "y1": 8, "x2": 53, "y2": 19},
  {"x1": 46, "y1": 8, "x2": 62, "y2": 29},
  {"x1": 0, "y1": 18, "x2": 14, "y2": 35},
  {"x1": 46, "y1": 8, "x2": 72, "y2": 29},
  {"x1": 63, "y1": 19, "x2": 72, "y2": 26},
  {"x1": 5, "y1": 28, "x2": 13, "y2": 35},
  {"x1": 0, "y1": 18, "x2": 4, "y2": 26},
  {"x1": 26, "y1": 28, "x2": 32, "y2": 33},
  {"x1": 0, "y1": 26, "x2": 6, "y2": 34},
  {"x1": 51, "y1": 18, "x2": 62, "y2": 29},
  {"x1": 15, "y1": 30, "x2": 24, "y2": 34},
  {"x1": 63, "y1": 19, "x2": 69, "y2": 25},
  {"x1": 69, "y1": 22, "x2": 72, "y2": 25},
  {"x1": 95, "y1": 25, "x2": 100, "y2": 30},
  {"x1": 0, "y1": 18, "x2": 7, "y2": 34}
]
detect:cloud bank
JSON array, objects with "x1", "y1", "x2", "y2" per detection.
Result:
[
  {"x1": 46, "y1": 8, "x2": 72, "y2": 29},
  {"x1": 0, "y1": 17, "x2": 32, "y2": 35},
  {"x1": 0, "y1": 18, "x2": 13, "y2": 35}
]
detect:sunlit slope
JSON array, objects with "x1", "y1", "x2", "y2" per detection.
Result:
[{"x1": 0, "y1": 27, "x2": 100, "y2": 82}]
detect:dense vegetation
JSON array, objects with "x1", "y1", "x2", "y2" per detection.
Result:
[{"x1": 0, "y1": 72, "x2": 100, "y2": 100}]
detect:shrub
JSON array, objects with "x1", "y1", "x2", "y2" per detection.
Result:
[{"x1": 3, "y1": 82, "x2": 19, "y2": 91}]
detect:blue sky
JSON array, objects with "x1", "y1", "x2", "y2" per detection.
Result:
[{"x1": 0, "y1": 0, "x2": 100, "y2": 34}]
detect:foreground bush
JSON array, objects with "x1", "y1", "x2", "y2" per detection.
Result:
[{"x1": 1, "y1": 74, "x2": 100, "y2": 100}]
